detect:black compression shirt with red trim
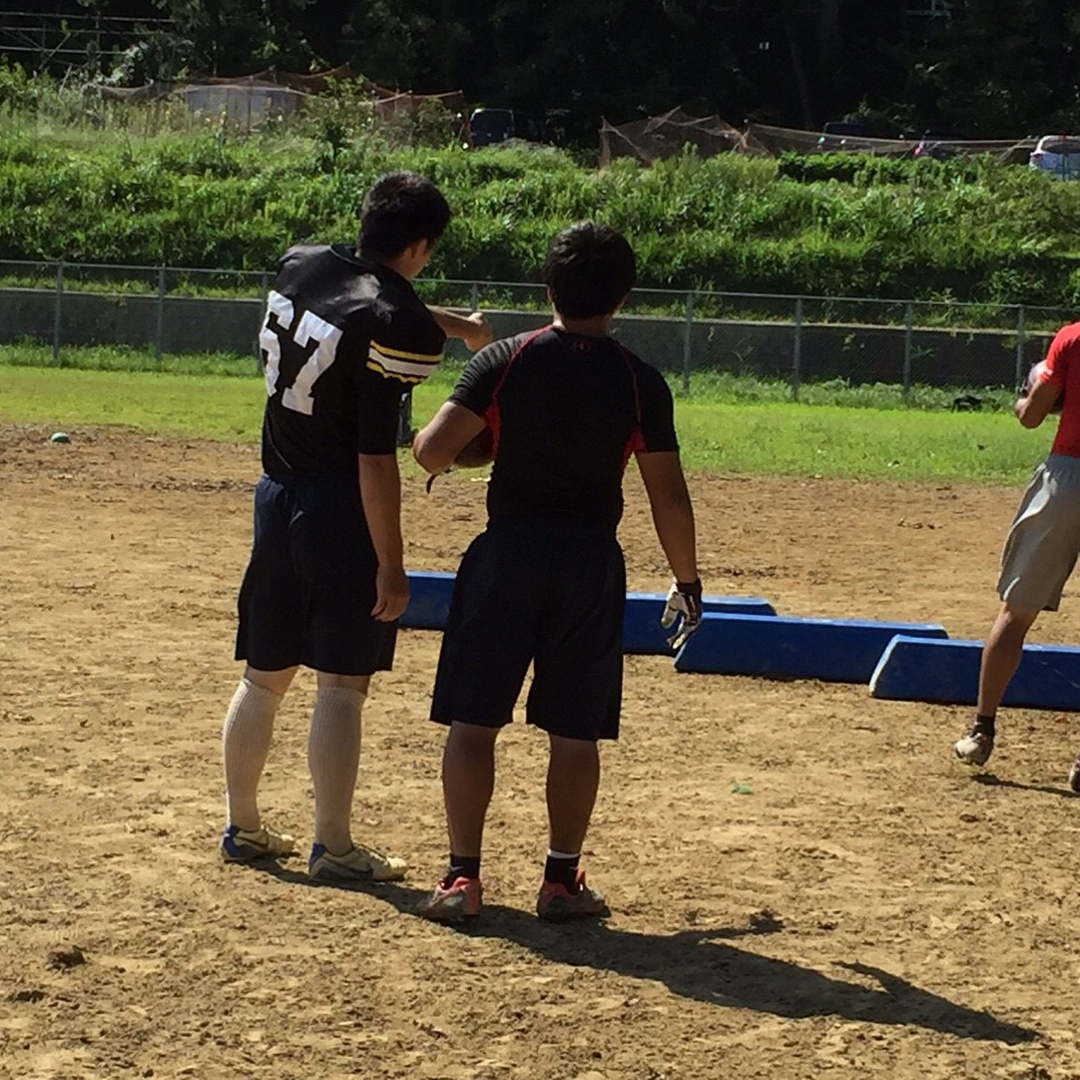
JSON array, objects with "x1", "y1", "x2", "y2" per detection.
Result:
[{"x1": 450, "y1": 326, "x2": 679, "y2": 530}]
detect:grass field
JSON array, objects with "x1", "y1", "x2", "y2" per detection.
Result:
[{"x1": 0, "y1": 350, "x2": 1051, "y2": 482}]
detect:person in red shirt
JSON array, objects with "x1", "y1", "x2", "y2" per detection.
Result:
[{"x1": 954, "y1": 322, "x2": 1080, "y2": 785}]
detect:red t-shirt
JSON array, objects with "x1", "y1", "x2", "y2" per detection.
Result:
[{"x1": 1038, "y1": 321, "x2": 1080, "y2": 457}]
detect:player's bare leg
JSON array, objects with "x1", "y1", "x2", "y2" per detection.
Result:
[
  {"x1": 220, "y1": 665, "x2": 299, "y2": 862},
  {"x1": 417, "y1": 722, "x2": 496, "y2": 922},
  {"x1": 537, "y1": 734, "x2": 609, "y2": 921},
  {"x1": 955, "y1": 604, "x2": 1039, "y2": 766},
  {"x1": 546, "y1": 735, "x2": 599, "y2": 854},
  {"x1": 443, "y1": 722, "x2": 498, "y2": 855},
  {"x1": 307, "y1": 671, "x2": 406, "y2": 882}
]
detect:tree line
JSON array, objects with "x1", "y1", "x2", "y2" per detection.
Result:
[{"x1": 16, "y1": 1, "x2": 1080, "y2": 143}]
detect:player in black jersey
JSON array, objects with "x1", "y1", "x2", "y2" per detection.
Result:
[
  {"x1": 218, "y1": 172, "x2": 491, "y2": 883},
  {"x1": 412, "y1": 223, "x2": 702, "y2": 923}
]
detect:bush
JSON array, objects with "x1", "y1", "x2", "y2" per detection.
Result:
[{"x1": 2, "y1": 130, "x2": 1080, "y2": 304}]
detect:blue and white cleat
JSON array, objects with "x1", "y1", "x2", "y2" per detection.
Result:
[
  {"x1": 220, "y1": 824, "x2": 298, "y2": 863},
  {"x1": 308, "y1": 843, "x2": 407, "y2": 883}
]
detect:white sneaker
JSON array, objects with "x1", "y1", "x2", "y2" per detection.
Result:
[
  {"x1": 220, "y1": 824, "x2": 298, "y2": 862},
  {"x1": 954, "y1": 729, "x2": 994, "y2": 766},
  {"x1": 308, "y1": 843, "x2": 407, "y2": 883},
  {"x1": 1068, "y1": 758, "x2": 1080, "y2": 794}
]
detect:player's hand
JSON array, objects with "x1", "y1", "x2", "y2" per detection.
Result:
[
  {"x1": 372, "y1": 565, "x2": 409, "y2": 622},
  {"x1": 660, "y1": 577, "x2": 703, "y2": 651},
  {"x1": 462, "y1": 312, "x2": 492, "y2": 352}
]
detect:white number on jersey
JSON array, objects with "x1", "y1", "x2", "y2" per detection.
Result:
[{"x1": 259, "y1": 290, "x2": 344, "y2": 416}]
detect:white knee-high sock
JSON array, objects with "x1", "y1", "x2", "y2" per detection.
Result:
[
  {"x1": 222, "y1": 678, "x2": 283, "y2": 831},
  {"x1": 308, "y1": 686, "x2": 366, "y2": 854}
]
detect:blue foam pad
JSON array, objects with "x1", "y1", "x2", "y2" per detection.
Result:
[
  {"x1": 623, "y1": 593, "x2": 777, "y2": 655},
  {"x1": 400, "y1": 570, "x2": 456, "y2": 629},
  {"x1": 871, "y1": 635, "x2": 1080, "y2": 709},
  {"x1": 401, "y1": 573, "x2": 778, "y2": 653},
  {"x1": 674, "y1": 613, "x2": 948, "y2": 682}
]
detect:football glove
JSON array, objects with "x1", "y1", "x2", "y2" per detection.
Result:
[{"x1": 660, "y1": 577, "x2": 703, "y2": 651}]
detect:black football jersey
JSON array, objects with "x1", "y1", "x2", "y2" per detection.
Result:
[
  {"x1": 258, "y1": 244, "x2": 445, "y2": 477},
  {"x1": 450, "y1": 326, "x2": 679, "y2": 529}
]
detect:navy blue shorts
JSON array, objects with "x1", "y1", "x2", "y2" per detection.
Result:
[
  {"x1": 429, "y1": 519, "x2": 626, "y2": 741},
  {"x1": 235, "y1": 473, "x2": 396, "y2": 676}
]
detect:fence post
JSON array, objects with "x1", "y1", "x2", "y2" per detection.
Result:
[
  {"x1": 902, "y1": 302, "x2": 913, "y2": 401},
  {"x1": 256, "y1": 272, "x2": 270, "y2": 371},
  {"x1": 1014, "y1": 305, "x2": 1026, "y2": 389},
  {"x1": 681, "y1": 290, "x2": 695, "y2": 394},
  {"x1": 470, "y1": 281, "x2": 480, "y2": 312},
  {"x1": 792, "y1": 296, "x2": 803, "y2": 401},
  {"x1": 155, "y1": 267, "x2": 166, "y2": 361},
  {"x1": 52, "y1": 261, "x2": 64, "y2": 364}
]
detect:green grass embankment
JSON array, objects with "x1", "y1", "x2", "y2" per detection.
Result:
[{"x1": 3, "y1": 131, "x2": 1080, "y2": 306}]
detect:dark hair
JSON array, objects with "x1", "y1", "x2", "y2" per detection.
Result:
[
  {"x1": 541, "y1": 222, "x2": 636, "y2": 318},
  {"x1": 357, "y1": 172, "x2": 451, "y2": 262}
]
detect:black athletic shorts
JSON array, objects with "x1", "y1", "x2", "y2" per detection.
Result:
[
  {"x1": 235, "y1": 473, "x2": 396, "y2": 676},
  {"x1": 429, "y1": 519, "x2": 626, "y2": 741}
]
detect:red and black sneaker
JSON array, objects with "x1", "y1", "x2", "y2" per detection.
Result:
[
  {"x1": 535, "y1": 870, "x2": 610, "y2": 922},
  {"x1": 416, "y1": 877, "x2": 482, "y2": 924}
]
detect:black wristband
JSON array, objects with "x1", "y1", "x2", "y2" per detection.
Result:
[{"x1": 676, "y1": 577, "x2": 702, "y2": 598}]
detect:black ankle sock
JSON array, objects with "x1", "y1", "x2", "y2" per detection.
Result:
[
  {"x1": 442, "y1": 854, "x2": 480, "y2": 887},
  {"x1": 974, "y1": 714, "x2": 996, "y2": 739},
  {"x1": 544, "y1": 853, "x2": 580, "y2": 892}
]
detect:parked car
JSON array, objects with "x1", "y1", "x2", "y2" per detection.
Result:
[
  {"x1": 469, "y1": 108, "x2": 515, "y2": 147},
  {"x1": 1029, "y1": 135, "x2": 1080, "y2": 179}
]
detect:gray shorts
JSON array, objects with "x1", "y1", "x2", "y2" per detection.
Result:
[{"x1": 998, "y1": 454, "x2": 1080, "y2": 612}]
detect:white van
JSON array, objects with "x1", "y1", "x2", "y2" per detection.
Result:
[{"x1": 1029, "y1": 135, "x2": 1080, "y2": 179}]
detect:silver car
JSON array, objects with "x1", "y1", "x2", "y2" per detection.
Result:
[{"x1": 1029, "y1": 135, "x2": 1080, "y2": 179}]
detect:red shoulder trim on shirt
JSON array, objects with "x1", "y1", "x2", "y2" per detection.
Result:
[
  {"x1": 484, "y1": 326, "x2": 553, "y2": 459},
  {"x1": 613, "y1": 341, "x2": 646, "y2": 468}
]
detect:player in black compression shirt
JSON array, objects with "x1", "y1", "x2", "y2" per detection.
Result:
[
  {"x1": 413, "y1": 222, "x2": 702, "y2": 923},
  {"x1": 218, "y1": 172, "x2": 491, "y2": 883}
]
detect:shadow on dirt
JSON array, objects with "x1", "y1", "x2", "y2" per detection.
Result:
[
  {"x1": 243, "y1": 861, "x2": 1038, "y2": 1045},
  {"x1": 971, "y1": 772, "x2": 1076, "y2": 798}
]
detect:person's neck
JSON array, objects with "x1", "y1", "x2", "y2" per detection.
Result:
[
  {"x1": 355, "y1": 247, "x2": 415, "y2": 281},
  {"x1": 552, "y1": 312, "x2": 614, "y2": 338}
]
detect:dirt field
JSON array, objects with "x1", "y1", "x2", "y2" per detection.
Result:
[{"x1": 3, "y1": 424, "x2": 1080, "y2": 1080}]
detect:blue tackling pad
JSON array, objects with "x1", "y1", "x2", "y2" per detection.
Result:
[
  {"x1": 870, "y1": 634, "x2": 1080, "y2": 710},
  {"x1": 675, "y1": 613, "x2": 948, "y2": 683},
  {"x1": 401, "y1": 572, "x2": 777, "y2": 655},
  {"x1": 400, "y1": 571, "x2": 457, "y2": 630},
  {"x1": 622, "y1": 592, "x2": 776, "y2": 654}
]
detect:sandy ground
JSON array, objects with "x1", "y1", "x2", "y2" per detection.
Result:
[{"x1": 2, "y1": 424, "x2": 1080, "y2": 1080}]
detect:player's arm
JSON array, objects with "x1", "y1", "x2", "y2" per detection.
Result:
[
  {"x1": 413, "y1": 340, "x2": 507, "y2": 473},
  {"x1": 413, "y1": 402, "x2": 487, "y2": 474},
  {"x1": 1018, "y1": 331, "x2": 1069, "y2": 428},
  {"x1": 1016, "y1": 378, "x2": 1062, "y2": 428},
  {"x1": 635, "y1": 364, "x2": 701, "y2": 648},
  {"x1": 634, "y1": 365, "x2": 697, "y2": 581},
  {"x1": 636, "y1": 451, "x2": 698, "y2": 584},
  {"x1": 357, "y1": 453, "x2": 408, "y2": 621},
  {"x1": 637, "y1": 450, "x2": 701, "y2": 649},
  {"x1": 356, "y1": 352, "x2": 416, "y2": 622},
  {"x1": 427, "y1": 307, "x2": 492, "y2": 352}
]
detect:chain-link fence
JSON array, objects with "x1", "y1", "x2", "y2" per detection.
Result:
[{"x1": 0, "y1": 259, "x2": 1074, "y2": 396}]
